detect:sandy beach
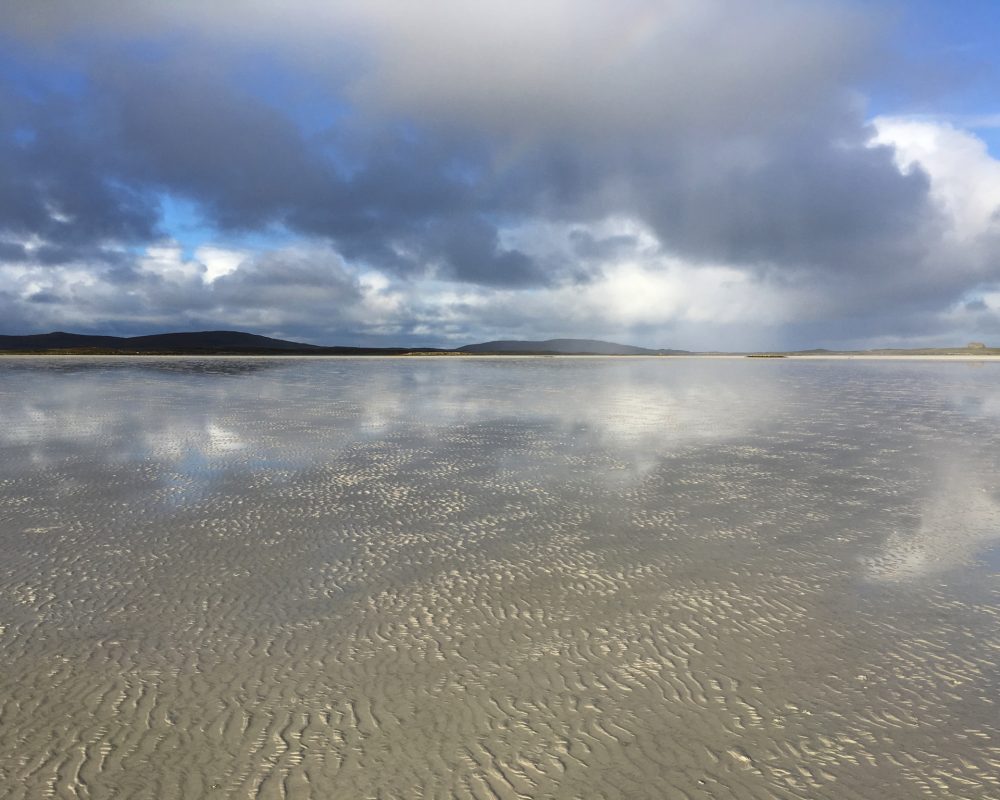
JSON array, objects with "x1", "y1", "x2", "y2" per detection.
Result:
[{"x1": 1, "y1": 357, "x2": 998, "y2": 798}]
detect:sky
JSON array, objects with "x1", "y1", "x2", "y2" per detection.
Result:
[{"x1": 1, "y1": 1, "x2": 999, "y2": 350}]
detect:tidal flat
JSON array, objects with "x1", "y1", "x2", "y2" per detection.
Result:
[{"x1": 0, "y1": 357, "x2": 998, "y2": 799}]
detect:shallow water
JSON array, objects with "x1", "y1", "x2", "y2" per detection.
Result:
[{"x1": 1, "y1": 356, "x2": 998, "y2": 799}]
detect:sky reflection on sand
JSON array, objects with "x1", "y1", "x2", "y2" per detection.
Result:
[{"x1": 0, "y1": 357, "x2": 998, "y2": 798}]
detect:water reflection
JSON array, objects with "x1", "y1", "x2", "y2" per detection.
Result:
[
  {"x1": 869, "y1": 460, "x2": 1000, "y2": 580},
  {"x1": 2, "y1": 357, "x2": 1000, "y2": 798},
  {"x1": 1, "y1": 356, "x2": 999, "y2": 578},
  {"x1": 0, "y1": 357, "x2": 783, "y2": 473}
]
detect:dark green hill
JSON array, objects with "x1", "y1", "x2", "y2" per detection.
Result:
[{"x1": 0, "y1": 330, "x2": 320, "y2": 353}]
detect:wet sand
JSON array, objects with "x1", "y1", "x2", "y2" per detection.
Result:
[{"x1": 1, "y1": 357, "x2": 998, "y2": 799}]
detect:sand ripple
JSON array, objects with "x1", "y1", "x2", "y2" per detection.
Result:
[{"x1": 1, "y1": 357, "x2": 998, "y2": 798}]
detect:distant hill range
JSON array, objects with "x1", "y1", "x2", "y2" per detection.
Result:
[
  {"x1": 0, "y1": 330, "x2": 433, "y2": 355},
  {"x1": 0, "y1": 331, "x2": 685, "y2": 356},
  {"x1": 861, "y1": 343, "x2": 1000, "y2": 356},
  {"x1": 754, "y1": 342, "x2": 1000, "y2": 357},
  {"x1": 459, "y1": 339, "x2": 689, "y2": 355},
  {"x1": 0, "y1": 330, "x2": 319, "y2": 353},
  {"x1": 0, "y1": 330, "x2": 995, "y2": 356}
]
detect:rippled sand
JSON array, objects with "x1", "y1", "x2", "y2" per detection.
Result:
[{"x1": 1, "y1": 357, "x2": 998, "y2": 799}]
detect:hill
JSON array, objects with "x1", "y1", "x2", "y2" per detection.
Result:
[
  {"x1": 0, "y1": 330, "x2": 322, "y2": 353},
  {"x1": 458, "y1": 338, "x2": 687, "y2": 355},
  {"x1": 1, "y1": 330, "x2": 994, "y2": 357}
]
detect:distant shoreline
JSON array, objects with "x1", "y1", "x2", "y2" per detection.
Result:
[
  {"x1": 2, "y1": 352, "x2": 998, "y2": 361},
  {"x1": 2, "y1": 331, "x2": 996, "y2": 358}
]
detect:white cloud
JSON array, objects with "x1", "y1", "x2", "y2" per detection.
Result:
[
  {"x1": 872, "y1": 117, "x2": 1000, "y2": 242},
  {"x1": 138, "y1": 243, "x2": 204, "y2": 283},
  {"x1": 196, "y1": 245, "x2": 246, "y2": 283},
  {"x1": 385, "y1": 217, "x2": 812, "y2": 347}
]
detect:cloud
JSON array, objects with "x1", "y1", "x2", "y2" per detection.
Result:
[
  {"x1": 0, "y1": 221, "x2": 803, "y2": 350},
  {"x1": 0, "y1": 78, "x2": 159, "y2": 260},
  {"x1": 0, "y1": 1, "x2": 998, "y2": 347},
  {"x1": 873, "y1": 117, "x2": 1000, "y2": 242},
  {"x1": 1, "y1": 1, "x2": 879, "y2": 136},
  {"x1": 867, "y1": 118, "x2": 1000, "y2": 339},
  {"x1": 0, "y1": 242, "x2": 385, "y2": 341}
]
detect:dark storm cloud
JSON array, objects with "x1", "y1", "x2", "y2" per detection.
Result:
[
  {"x1": 630, "y1": 137, "x2": 936, "y2": 274},
  {"x1": 95, "y1": 57, "x2": 556, "y2": 287},
  {"x1": 0, "y1": 240, "x2": 27, "y2": 261},
  {"x1": 570, "y1": 230, "x2": 642, "y2": 262},
  {"x1": 0, "y1": 1, "x2": 997, "y2": 347},
  {"x1": 1, "y1": 52, "x2": 545, "y2": 287},
  {"x1": 402, "y1": 216, "x2": 541, "y2": 287},
  {"x1": 2, "y1": 3, "x2": 930, "y2": 292},
  {"x1": 0, "y1": 77, "x2": 159, "y2": 257},
  {"x1": 96, "y1": 61, "x2": 331, "y2": 231}
]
